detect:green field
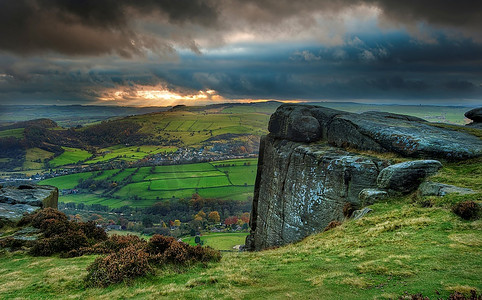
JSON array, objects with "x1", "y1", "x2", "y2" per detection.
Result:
[
  {"x1": 182, "y1": 232, "x2": 249, "y2": 251},
  {"x1": 49, "y1": 147, "x2": 92, "y2": 167},
  {"x1": 0, "y1": 128, "x2": 24, "y2": 138},
  {"x1": 23, "y1": 148, "x2": 54, "y2": 170},
  {"x1": 84, "y1": 146, "x2": 177, "y2": 164},
  {"x1": 39, "y1": 159, "x2": 258, "y2": 208},
  {"x1": 39, "y1": 172, "x2": 94, "y2": 189}
]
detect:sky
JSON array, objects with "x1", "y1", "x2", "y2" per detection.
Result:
[{"x1": 0, "y1": 0, "x2": 481, "y2": 106}]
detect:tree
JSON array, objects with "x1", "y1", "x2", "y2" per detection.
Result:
[
  {"x1": 194, "y1": 236, "x2": 201, "y2": 244},
  {"x1": 224, "y1": 216, "x2": 238, "y2": 226},
  {"x1": 208, "y1": 211, "x2": 221, "y2": 223},
  {"x1": 195, "y1": 210, "x2": 206, "y2": 220},
  {"x1": 173, "y1": 219, "x2": 181, "y2": 227},
  {"x1": 142, "y1": 215, "x2": 154, "y2": 228},
  {"x1": 241, "y1": 212, "x2": 250, "y2": 224}
]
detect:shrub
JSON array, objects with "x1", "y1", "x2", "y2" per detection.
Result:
[
  {"x1": 324, "y1": 220, "x2": 342, "y2": 232},
  {"x1": 147, "y1": 234, "x2": 176, "y2": 254},
  {"x1": 29, "y1": 230, "x2": 88, "y2": 256},
  {"x1": 78, "y1": 221, "x2": 108, "y2": 241},
  {"x1": 187, "y1": 245, "x2": 221, "y2": 263},
  {"x1": 343, "y1": 203, "x2": 356, "y2": 218},
  {"x1": 94, "y1": 234, "x2": 146, "y2": 253},
  {"x1": 40, "y1": 218, "x2": 70, "y2": 238},
  {"x1": 83, "y1": 234, "x2": 222, "y2": 287},
  {"x1": 448, "y1": 289, "x2": 482, "y2": 300},
  {"x1": 18, "y1": 208, "x2": 68, "y2": 228},
  {"x1": 84, "y1": 245, "x2": 152, "y2": 287},
  {"x1": 163, "y1": 240, "x2": 189, "y2": 264},
  {"x1": 17, "y1": 209, "x2": 108, "y2": 256},
  {"x1": 452, "y1": 201, "x2": 480, "y2": 220},
  {"x1": 0, "y1": 237, "x2": 27, "y2": 250}
]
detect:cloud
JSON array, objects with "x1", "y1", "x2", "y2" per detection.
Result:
[
  {"x1": 290, "y1": 50, "x2": 321, "y2": 62},
  {"x1": 0, "y1": 0, "x2": 481, "y2": 57},
  {"x1": 0, "y1": 0, "x2": 220, "y2": 57}
]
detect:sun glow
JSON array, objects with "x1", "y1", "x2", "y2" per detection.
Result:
[{"x1": 98, "y1": 85, "x2": 225, "y2": 106}]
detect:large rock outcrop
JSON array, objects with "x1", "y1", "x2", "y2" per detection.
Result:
[
  {"x1": 269, "y1": 104, "x2": 482, "y2": 160},
  {"x1": 465, "y1": 107, "x2": 482, "y2": 129},
  {"x1": 247, "y1": 104, "x2": 481, "y2": 251},
  {"x1": 0, "y1": 185, "x2": 58, "y2": 221},
  {"x1": 246, "y1": 135, "x2": 389, "y2": 250}
]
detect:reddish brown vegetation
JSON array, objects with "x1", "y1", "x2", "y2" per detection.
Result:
[
  {"x1": 343, "y1": 203, "x2": 356, "y2": 218},
  {"x1": 323, "y1": 220, "x2": 342, "y2": 232},
  {"x1": 84, "y1": 234, "x2": 221, "y2": 287},
  {"x1": 452, "y1": 201, "x2": 480, "y2": 220}
]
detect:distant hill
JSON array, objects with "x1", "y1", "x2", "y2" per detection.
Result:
[{"x1": 0, "y1": 105, "x2": 170, "y2": 127}]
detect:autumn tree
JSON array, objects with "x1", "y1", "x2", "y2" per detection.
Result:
[
  {"x1": 241, "y1": 212, "x2": 250, "y2": 224},
  {"x1": 224, "y1": 216, "x2": 238, "y2": 226},
  {"x1": 208, "y1": 211, "x2": 221, "y2": 223}
]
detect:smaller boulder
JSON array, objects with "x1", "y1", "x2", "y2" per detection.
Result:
[
  {"x1": 418, "y1": 182, "x2": 475, "y2": 197},
  {"x1": 377, "y1": 160, "x2": 442, "y2": 194},
  {"x1": 358, "y1": 189, "x2": 388, "y2": 206},
  {"x1": 353, "y1": 207, "x2": 373, "y2": 220},
  {"x1": 465, "y1": 107, "x2": 482, "y2": 123}
]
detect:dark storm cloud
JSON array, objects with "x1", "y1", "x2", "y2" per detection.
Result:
[
  {"x1": 0, "y1": 0, "x2": 481, "y2": 57},
  {"x1": 0, "y1": 0, "x2": 219, "y2": 56}
]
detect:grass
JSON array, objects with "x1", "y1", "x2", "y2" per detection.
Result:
[
  {"x1": 39, "y1": 172, "x2": 94, "y2": 189},
  {"x1": 84, "y1": 146, "x2": 177, "y2": 164},
  {"x1": 23, "y1": 148, "x2": 54, "y2": 170},
  {"x1": 0, "y1": 199, "x2": 480, "y2": 299},
  {"x1": 0, "y1": 128, "x2": 24, "y2": 138},
  {"x1": 129, "y1": 110, "x2": 270, "y2": 147},
  {"x1": 49, "y1": 147, "x2": 92, "y2": 167},
  {"x1": 182, "y1": 232, "x2": 249, "y2": 251}
]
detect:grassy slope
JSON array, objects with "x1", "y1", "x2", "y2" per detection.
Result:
[
  {"x1": 3, "y1": 159, "x2": 481, "y2": 299},
  {"x1": 49, "y1": 147, "x2": 92, "y2": 168},
  {"x1": 0, "y1": 128, "x2": 24, "y2": 138},
  {"x1": 0, "y1": 200, "x2": 480, "y2": 299},
  {"x1": 84, "y1": 146, "x2": 177, "y2": 164},
  {"x1": 23, "y1": 148, "x2": 54, "y2": 170}
]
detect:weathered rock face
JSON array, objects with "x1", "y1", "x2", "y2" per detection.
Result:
[
  {"x1": 418, "y1": 182, "x2": 475, "y2": 197},
  {"x1": 246, "y1": 135, "x2": 388, "y2": 251},
  {"x1": 377, "y1": 160, "x2": 443, "y2": 194},
  {"x1": 269, "y1": 104, "x2": 482, "y2": 160},
  {"x1": 0, "y1": 185, "x2": 58, "y2": 221},
  {"x1": 465, "y1": 107, "x2": 482, "y2": 128}
]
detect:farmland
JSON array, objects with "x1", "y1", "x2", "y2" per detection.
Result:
[
  {"x1": 39, "y1": 158, "x2": 258, "y2": 208},
  {"x1": 0, "y1": 128, "x2": 24, "y2": 138},
  {"x1": 84, "y1": 145, "x2": 177, "y2": 164},
  {"x1": 49, "y1": 147, "x2": 92, "y2": 167}
]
